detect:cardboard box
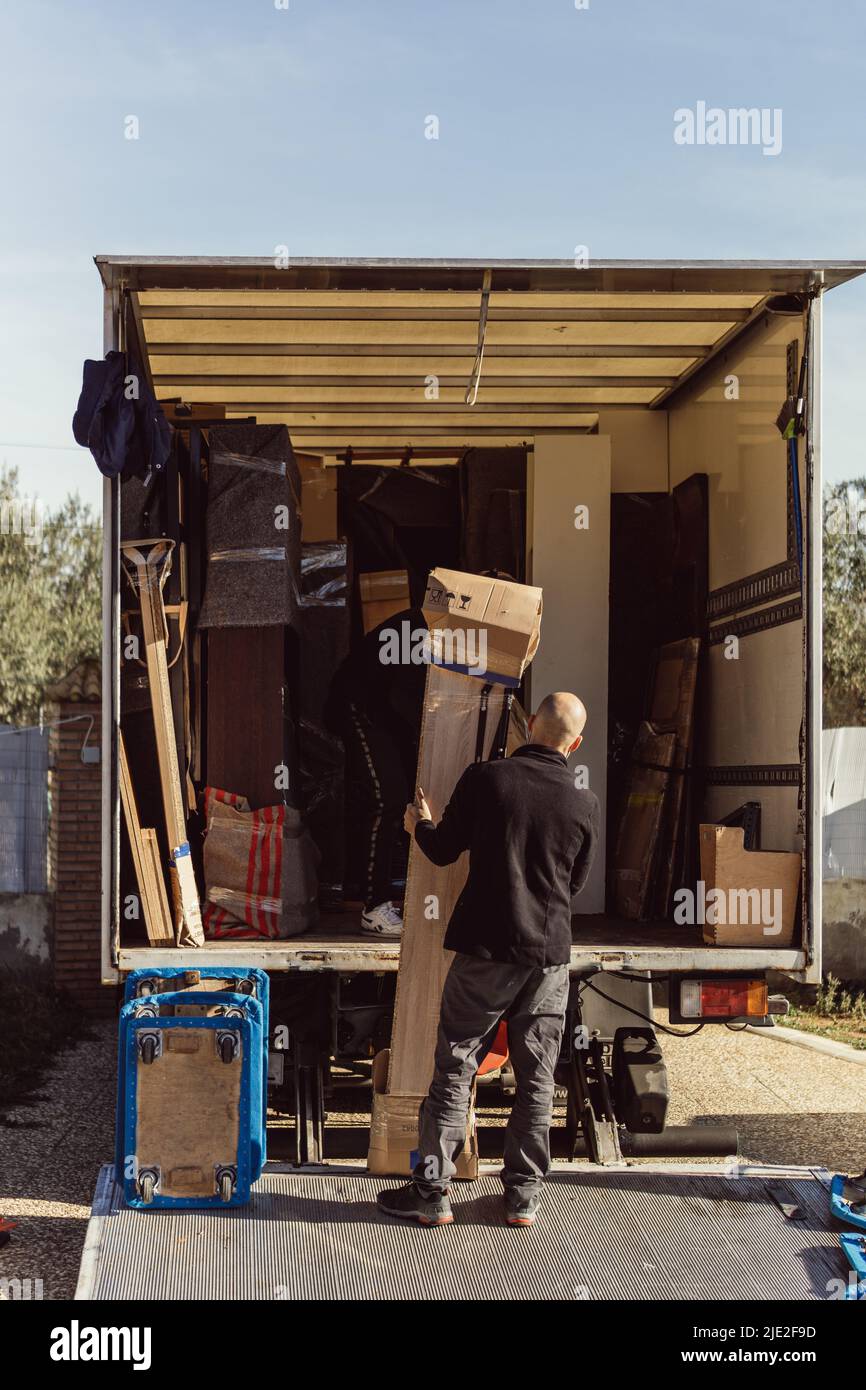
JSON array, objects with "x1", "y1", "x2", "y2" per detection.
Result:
[
  {"x1": 367, "y1": 1050, "x2": 479, "y2": 1179},
  {"x1": 699, "y1": 825, "x2": 801, "y2": 947},
  {"x1": 422, "y1": 567, "x2": 542, "y2": 684},
  {"x1": 359, "y1": 569, "x2": 410, "y2": 633},
  {"x1": 297, "y1": 454, "x2": 338, "y2": 542}
]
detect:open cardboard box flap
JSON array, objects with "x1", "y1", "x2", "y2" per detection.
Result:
[
  {"x1": 422, "y1": 567, "x2": 542, "y2": 683},
  {"x1": 368, "y1": 1049, "x2": 478, "y2": 1179}
]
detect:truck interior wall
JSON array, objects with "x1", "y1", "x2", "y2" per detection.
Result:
[
  {"x1": 667, "y1": 312, "x2": 806, "y2": 859},
  {"x1": 527, "y1": 435, "x2": 611, "y2": 913},
  {"x1": 596, "y1": 409, "x2": 669, "y2": 491}
]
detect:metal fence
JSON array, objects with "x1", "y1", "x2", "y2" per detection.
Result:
[{"x1": 0, "y1": 724, "x2": 50, "y2": 893}]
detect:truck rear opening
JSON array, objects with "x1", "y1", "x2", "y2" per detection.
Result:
[{"x1": 95, "y1": 256, "x2": 865, "y2": 1168}]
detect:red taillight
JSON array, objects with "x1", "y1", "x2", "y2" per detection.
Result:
[{"x1": 680, "y1": 979, "x2": 768, "y2": 1020}]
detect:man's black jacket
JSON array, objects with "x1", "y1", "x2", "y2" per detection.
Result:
[{"x1": 414, "y1": 742, "x2": 599, "y2": 967}]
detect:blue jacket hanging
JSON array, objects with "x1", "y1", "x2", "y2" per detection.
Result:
[{"x1": 72, "y1": 350, "x2": 171, "y2": 480}]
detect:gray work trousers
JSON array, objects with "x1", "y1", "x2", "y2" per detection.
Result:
[{"x1": 413, "y1": 952, "x2": 569, "y2": 1199}]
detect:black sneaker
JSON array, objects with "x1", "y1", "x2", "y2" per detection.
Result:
[
  {"x1": 504, "y1": 1190, "x2": 541, "y2": 1227},
  {"x1": 376, "y1": 1183, "x2": 453, "y2": 1227}
]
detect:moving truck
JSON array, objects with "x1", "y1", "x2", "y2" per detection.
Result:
[{"x1": 95, "y1": 256, "x2": 860, "y2": 1174}]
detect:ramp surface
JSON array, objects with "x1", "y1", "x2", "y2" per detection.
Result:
[{"x1": 77, "y1": 1163, "x2": 847, "y2": 1301}]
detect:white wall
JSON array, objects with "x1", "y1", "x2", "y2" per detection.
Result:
[
  {"x1": 667, "y1": 313, "x2": 804, "y2": 854},
  {"x1": 597, "y1": 408, "x2": 668, "y2": 492},
  {"x1": 528, "y1": 436, "x2": 611, "y2": 912}
]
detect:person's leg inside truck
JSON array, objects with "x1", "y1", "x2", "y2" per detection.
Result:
[{"x1": 341, "y1": 702, "x2": 409, "y2": 935}]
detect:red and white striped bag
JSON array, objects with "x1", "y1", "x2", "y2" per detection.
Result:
[{"x1": 201, "y1": 786, "x2": 319, "y2": 940}]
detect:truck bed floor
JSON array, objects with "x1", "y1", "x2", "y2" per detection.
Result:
[{"x1": 77, "y1": 1163, "x2": 848, "y2": 1301}]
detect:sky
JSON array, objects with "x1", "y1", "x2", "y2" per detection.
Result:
[{"x1": 1, "y1": 0, "x2": 864, "y2": 513}]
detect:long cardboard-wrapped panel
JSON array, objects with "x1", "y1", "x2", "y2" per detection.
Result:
[{"x1": 386, "y1": 668, "x2": 517, "y2": 1100}]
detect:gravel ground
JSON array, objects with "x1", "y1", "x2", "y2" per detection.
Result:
[
  {"x1": 0, "y1": 1019, "x2": 115, "y2": 1302},
  {"x1": 654, "y1": 1013, "x2": 866, "y2": 1172},
  {"x1": 1, "y1": 1010, "x2": 863, "y2": 1300}
]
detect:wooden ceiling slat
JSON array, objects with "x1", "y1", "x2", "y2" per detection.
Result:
[
  {"x1": 143, "y1": 304, "x2": 749, "y2": 324},
  {"x1": 148, "y1": 354, "x2": 693, "y2": 378},
  {"x1": 139, "y1": 289, "x2": 763, "y2": 310},
  {"x1": 153, "y1": 384, "x2": 659, "y2": 404},
  {"x1": 147, "y1": 342, "x2": 707, "y2": 360},
  {"x1": 275, "y1": 429, "x2": 597, "y2": 444},
  {"x1": 152, "y1": 374, "x2": 675, "y2": 391},
  {"x1": 210, "y1": 409, "x2": 606, "y2": 427},
  {"x1": 142, "y1": 318, "x2": 730, "y2": 348},
  {"x1": 135, "y1": 281, "x2": 767, "y2": 424}
]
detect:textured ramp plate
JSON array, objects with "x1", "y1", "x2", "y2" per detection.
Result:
[{"x1": 78, "y1": 1166, "x2": 847, "y2": 1302}]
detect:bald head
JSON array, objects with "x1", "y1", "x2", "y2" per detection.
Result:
[{"x1": 529, "y1": 692, "x2": 587, "y2": 756}]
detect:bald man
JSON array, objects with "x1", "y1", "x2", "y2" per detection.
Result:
[{"x1": 377, "y1": 692, "x2": 599, "y2": 1228}]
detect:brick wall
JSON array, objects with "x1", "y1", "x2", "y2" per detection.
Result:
[{"x1": 49, "y1": 698, "x2": 115, "y2": 1014}]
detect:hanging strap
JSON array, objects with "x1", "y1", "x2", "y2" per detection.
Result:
[
  {"x1": 474, "y1": 684, "x2": 513, "y2": 764},
  {"x1": 474, "y1": 683, "x2": 493, "y2": 763},
  {"x1": 489, "y1": 688, "x2": 514, "y2": 762}
]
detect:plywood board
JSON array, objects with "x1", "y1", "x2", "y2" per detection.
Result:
[
  {"x1": 136, "y1": 1030, "x2": 241, "y2": 1198},
  {"x1": 122, "y1": 541, "x2": 203, "y2": 946},
  {"x1": 119, "y1": 731, "x2": 174, "y2": 947},
  {"x1": 387, "y1": 664, "x2": 510, "y2": 1097}
]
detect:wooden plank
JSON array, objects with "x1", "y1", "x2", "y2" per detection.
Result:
[
  {"x1": 388, "y1": 665, "x2": 510, "y2": 1098},
  {"x1": 152, "y1": 346, "x2": 708, "y2": 366},
  {"x1": 143, "y1": 318, "x2": 729, "y2": 348},
  {"x1": 151, "y1": 355, "x2": 693, "y2": 378},
  {"x1": 154, "y1": 379, "x2": 674, "y2": 395},
  {"x1": 118, "y1": 732, "x2": 174, "y2": 947},
  {"x1": 143, "y1": 304, "x2": 750, "y2": 324},
  {"x1": 155, "y1": 387, "x2": 657, "y2": 409},
  {"x1": 186, "y1": 409, "x2": 607, "y2": 428},
  {"x1": 139, "y1": 290, "x2": 763, "y2": 310},
  {"x1": 136, "y1": 1027, "x2": 241, "y2": 1198},
  {"x1": 141, "y1": 830, "x2": 174, "y2": 944},
  {"x1": 149, "y1": 349, "x2": 700, "y2": 370},
  {"x1": 122, "y1": 540, "x2": 203, "y2": 947}
]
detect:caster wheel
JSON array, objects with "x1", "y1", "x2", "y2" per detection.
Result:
[
  {"x1": 138, "y1": 1171, "x2": 156, "y2": 1204},
  {"x1": 219, "y1": 1035, "x2": 235, "y2": 1064},
  {"x1": 140, "y1": 1035, "x2": 157, "y2": 1065},
  {"x1": 218, "y1": 1171, "x2": 235, "y2": 1203}
]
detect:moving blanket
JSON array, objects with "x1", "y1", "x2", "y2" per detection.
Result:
[
  {"x1": 202, "y1": 787, "x2": 319, "y2": 940},
  {"x1": 198, "y1": 423, "x2": 301, "y2": 628}
]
